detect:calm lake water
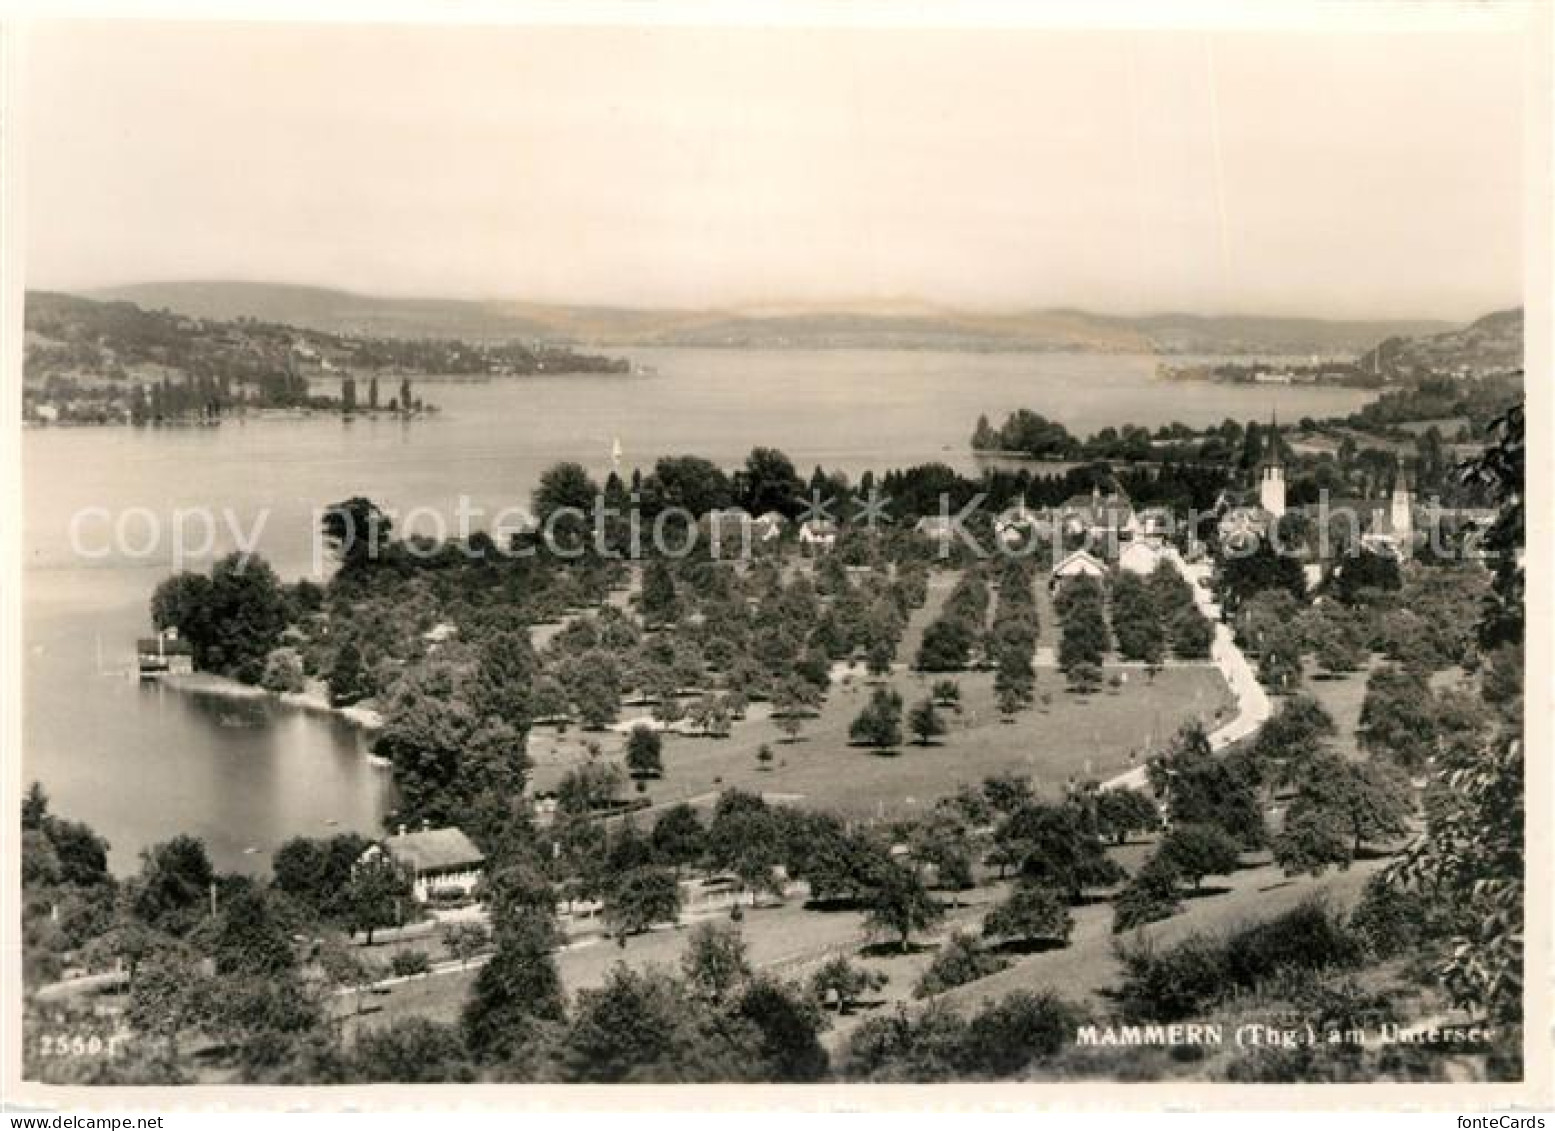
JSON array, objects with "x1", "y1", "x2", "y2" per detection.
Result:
[{"x1": 22, "y1": 348, "x2": 1377, "y2": 874}]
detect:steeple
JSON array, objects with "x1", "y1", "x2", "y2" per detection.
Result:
[
  {"x1": 1259, "y1": 410, "x2": 1287, "y2": 518},
  {"x1": 1265, "y1": 409, "x2": 1284, "y2": 469}
]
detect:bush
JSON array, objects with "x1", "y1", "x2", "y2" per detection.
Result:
[
  {"x1": 1115, "y1": 932, "x2": 1228, "y2": 1022},
  {"x1": 1347, "y1": 875, "x2": 1434, "y2": 959},
  {"x1": 390, "y1": 949, "x2": 431, "y2": 978},
  {"x1": 959, "y1": 990, "x2": 1079, "y2": 1078},
  {"x1": 1116, "y1": 899, "x2": 1362, "y2": 1021},
  {"x1": 913, "y1": 930, "x2": 1009, "y2": 998}
]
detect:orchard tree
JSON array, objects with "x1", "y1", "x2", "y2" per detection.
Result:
[
  {"x1": 864, "y1": 861, "x2": 944, "y2": 952},
  {"x1": 1094, "y1": 787, "x2": 1161, "y2": 845},
  {"x1": 993, "y1": 802, "x2": 1124, "y2": 903},
  {"x1": 680, "y1": 921, "x2": 751, "y2": 1003},
  {"x1": 1273, "y1": 754, "x2": 1412, "y2": 876},
  {"x1": 605, "y1": 866, "x2": 683, "y2": 939},
  {"x1": 1112, "y1": 856, "x2": 1183, "y2": 933},
  {"x1": 625, "y1": 724, "x2": 664, "y2": 779},
  {"x1": 810, "y1": 955, "x2": 886, "y2": 1014},
  {"x1": 907, "y1": 698, "x2": 947, "y2": 746},
  {"x1": 982, "y1": 881, "x2": 1073, "y2": 949},
  {"x1": 650, "y1": 803, "x2": 706, "y2": 873},
  {"x1": 1155, "y1": 823, "x2": 1241, "y2": 891},
  {"x1": 849, "y1": 686, "x2": 904, "y2": 751},
  {"x1": 1358, "y1": 664, "x2": 1438, "y2": 770}
]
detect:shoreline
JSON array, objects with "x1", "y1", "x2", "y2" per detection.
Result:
[{"x1": 161, "y1": 671, "x2": 385, "y2": 732}]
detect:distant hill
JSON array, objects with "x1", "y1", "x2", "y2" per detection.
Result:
[
  {"x1": 1359, "y1": 308, "x2": 1523, "y2": 376},
  {"x1": 88, "y1": 280, "x2": 1451, "y2": 355}
]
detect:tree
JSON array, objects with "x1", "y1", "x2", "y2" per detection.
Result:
[
  {"x1": 327, "y1": 640, "x2": 371, "y2": 707},
  {"x1": 1093, "y1": 787, "x2": 1161, "y2": 845},
  {"x1": 625, "y1": 724, "x2": 664, "y2": 779},
  {"x1": 740, "y1": 447, "x2": 803, "y2": 517},
  {"x1": 260, "y1": 647, "x2": 306, "y2": 694},
  {"x1": 1065, "y1": 660, "x2": 1103, "y2": 695},
  {"x1": 349, "y1": 1018, "x2": 473, "y2": 1083},
  {"x1": 134, "y1": 835, "x2": 215, "y2": 933},
  {"x1": 959, "y1": 990, "x2": 1079, "y2": 1078},
  {"x1": 650, "y1": 804, "x2": 706, "y2": 873},
  {"x1": 1257, "y1": 625, "x2": 1304, "y2": 693},
  {"x1": 772, "y1": 678, "x2": 815, "y2": 743},
  {"x1": 1327, "y1": 549, "x2": 1402, "y2": 605},
  {"x1": 681, "y1": 921, "x2": 751, "y2": 1002},
  {"x1": 468, "y1": 629, "x2": 538, "y2": 734},
  {"x1": 460, "y1": 919, "x2": 567, "y2": 1065},
  {"x1": 605, "y1": 866, "x2": 682, "y2": 939},
  {"x1": 982, "y1": 881, "x2": 1073, "y2": 948},
  {"x1": 915, "y1": 618, "x2": 975, "y2": 671},
  {"x1": 1155, "y1": 823, "x2": 1242, "y2": 891},
  {"x1": 993, "y1": 802, "x2": 1124, "y2": 902},
  {"x1": 849, "y1": 686, "x2": 903, "y2": 751},
  {"x1": 212, "y1": 883, "x2": 295, "y2": 976},
  {"x1": 1111, "y1": 856, "x2": 1183, "y2": 933},
  {"x1": 558, "y1": 965, "x2": 733, "y2": 1083},
  {"x1": 864, "y1": 861, "x2": 944, "y2": 952},
  {"x1": 1358, "y1": 664, "x2": 1437, "y2": 770},
  {"x1": 320, "y1": 496, "x2": 393, "y2": 569},
  {"x1": 730, "y1": 976, "x2": 831, "y2": 1082},
  {"x1": 640, "y1": 561, "x2": 679, "y2": 627},
  {"x1": 556, "y1": 762, "x2": 625, "y2": 818},
  {"x1": 1249, "y1": 693, "x2": 1338, "y2": 793},
  {"x1": 441, "y1": 920, "x2": 491, "y2": 969},
  {"x1": 373, "y1": 658, "x2": 530, "y2": 839},
  {"x1": 810, "y1": 955, "x2": 887, "y2": 1014},
  {"x1": 1310, "y1": 611, "x2": 1368, "y2": 676},
  {"x1": 533, "y1": 461, "x2": 600, "y2": 535},
  {"x1": 343, "y1": 851, "x2": 411, "y2": 945},
  {"x1": 1215, "y1": 543, "x2": 1306, "y2": 615},
  {"x1": 1170, "y1": 606, "x2": 1215, "y2": 660},
  {"x1": 913, "y1": 930, "x2": 1007, "y2": 997},
  {"x1": 907, "y1": 697, "x2": 947, "y2": 746},
  {"x1": 150, "y1": 552, "x2": 290, "y2": 684},
  {"x1": 1384, "y1": 399, "x2": 1523, "y2": 1021},
  {"x1": 1148, "y1": 722, "x2": 1265, "y2": 848},
  {"x1": 931, "y1": 680, "x2": 962, "y2": 711},
  {"x1": 21, "y1": 782, "x2": 48, "y2": 832},
  {"x1": 1273, "y1": 755, "x2": 1411, "y2": 876},
  {"x1": 706, "y1": 795, "x2": 788, "y2": 906}
]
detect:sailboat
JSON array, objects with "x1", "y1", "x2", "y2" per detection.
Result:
[{"x1": 611, "y1": 435, "x2": 623, "y2": 472}]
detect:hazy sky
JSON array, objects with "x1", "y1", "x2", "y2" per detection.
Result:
[{"x1": 22, "y1": 19, "x2": 1527, "y2": 319}]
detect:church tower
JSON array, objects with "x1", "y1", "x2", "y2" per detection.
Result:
[
  {"x1": 1390, "y1": 466, "x2": 1414, "y2": 555},
  {"x1": 1259, "y1": 412, "x2": 1287, "y2": 518}
]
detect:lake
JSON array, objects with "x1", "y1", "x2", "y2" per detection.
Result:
[{"x1": 22, "y1": 348, "x2": 1377, "y2": 874}]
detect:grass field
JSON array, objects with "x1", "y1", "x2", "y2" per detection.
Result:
[
  {"x1": 527, "y1": 567, "x2": 1234, "y2": 821},
  {"x1": 1298, "y1": 660, "x2": 1374, "y2": 761},
  {"x1": 527, "y1": 662, "x2": 1232, "y2": 823}
]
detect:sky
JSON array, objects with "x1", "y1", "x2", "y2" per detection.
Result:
[{"x1": 20, "y1": 17, "x2": 1529, "y2": 320}]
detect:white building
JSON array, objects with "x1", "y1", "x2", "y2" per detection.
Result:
[
  {"x1": 1118, "y1": 541, "x2": 1163, "y2": 576},
  {"x1": 363, "y1": 826, "x2": 486, "y2": 904}
]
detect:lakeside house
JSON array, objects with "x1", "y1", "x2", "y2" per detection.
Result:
[
  {"x1": 137, "y1": 627, "x2": 194, "y2": 678},
  {"x1": 362, "y1": 826, "x2": 486, "y2": 904}
]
